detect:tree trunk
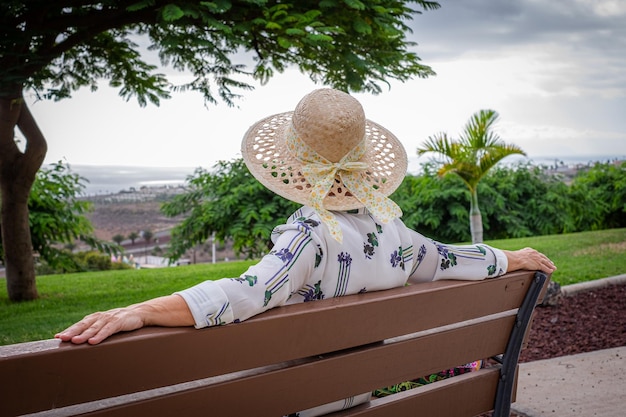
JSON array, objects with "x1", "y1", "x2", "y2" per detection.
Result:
[
  {"x1": 469, "y1": 188, "x2": 483, "y2": 244},
  {"x1": 0, "y1": 96, "x2": 47, "y2": 302}
]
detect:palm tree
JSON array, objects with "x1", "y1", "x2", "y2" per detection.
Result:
[{"x1": 417, "y1": 109, "x2": 526, "y2": 243}]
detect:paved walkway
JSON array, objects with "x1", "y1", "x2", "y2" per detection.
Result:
[
  {"x1": 513, "y1": 346, "x2": 625, "y2": 416},
  {"x1": 511, "y1": 275, "x2": 626, "y2": 417}
]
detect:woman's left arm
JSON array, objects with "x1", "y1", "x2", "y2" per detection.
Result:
[
  {"x1": 502, "y1": 247, "x2": 556, "y2": 274},
  {"x1": 407, "y1": 229, "x2": 555, "y2": 284}
]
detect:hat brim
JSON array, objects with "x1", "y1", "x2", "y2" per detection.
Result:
[{"x1": 241, "y1": 112, "x2": 407, "y2": 211}]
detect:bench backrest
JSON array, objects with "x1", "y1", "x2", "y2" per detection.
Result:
[{"x1": 0, "y1": 270, "x2": 549, "y2": 417}]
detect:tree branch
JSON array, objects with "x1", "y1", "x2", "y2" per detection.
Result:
[
  {"x1": 38, "y1": 9, "x2": 157, "y2": 56},
  {"x1": 29, "y1": 0, "x2": 164, "y2": 36}
]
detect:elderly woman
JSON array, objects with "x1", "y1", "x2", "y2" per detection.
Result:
[{"x1": 57, "y1": 88, "x2": 555, "y2": 416}]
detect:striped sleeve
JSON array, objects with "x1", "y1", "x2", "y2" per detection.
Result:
[{"x1": 175, "y1": 227, "x2": 317, "y2": 328}]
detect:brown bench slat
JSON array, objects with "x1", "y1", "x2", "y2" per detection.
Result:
[
  {"x1": 0, "y1": 270, "x2": 539, "y2": 417},
  {"x1": 329, "y1": 367, "x2": 501, "y2": 417},
  {"x1": 53, "y1": 314, "x2": 515, "y2": 417}
]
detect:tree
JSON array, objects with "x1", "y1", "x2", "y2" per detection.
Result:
[
  {"x1": 568, "y1": 161, "x2": 626, "y2": 230},
  {"x1": 1, "y1": 1, "x2": 440, "y2": 301},
  {"x1": 162, "y1": 160, "x2": 299, "y2": 260},
  {"x1": 0, "y1": 161, "x2": 113, "y2": 282},
  {"x1": 128, "y1": 231, "x2": 139, "y2": 245},
  {"x1": 142, "y1": 230, "x2": 154, "y2": 245},
  {"x1": 391, "y1": 166, "x2": 471, "y2": 243},
  {"x1": 478, "y1": 163, "x2": 577, "y2": 238},
  {"x1": 112, "y1": 234, "x2": 126, "y2": 245},
  {"x1": 417, "y1": 109, "x2": 525, "y2": 243},
  {"x1": 141, "y1": 229, "x2": 154, "y2": 261}
]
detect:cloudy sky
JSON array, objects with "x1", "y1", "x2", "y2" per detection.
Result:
[{"x1": 26, "y1": 0, "x2": 626, "y2": 175}]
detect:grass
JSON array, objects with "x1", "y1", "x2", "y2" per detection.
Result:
[
  {"x1": 1, "y1": 228, "x2": 625, "y2": 346},
  {"x1": 484, "y1": 228, "x2": 626, "y2": 286},
  {"x1": 0, "y1": 260, "x2": 256, "y2": 346}
]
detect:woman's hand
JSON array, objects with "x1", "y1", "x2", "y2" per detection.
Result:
[
  {"x1": 55, "y1": 306, "x2": 145, "y2": 345},
  {"x1": 55, "y1": 295, "x2": 194, "y2": 345},
  {"x1": 503, "y1": 247, "x2": 557, "y2": 274}
]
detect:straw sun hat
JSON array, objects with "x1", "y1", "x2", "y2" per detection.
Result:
[{"x1": 241, "y1": 88, "x2": 407, "y2": 240}]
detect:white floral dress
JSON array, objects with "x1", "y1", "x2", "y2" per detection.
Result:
[{"x1": 177, "y1": 206, "x2": 508, "y2": 329}]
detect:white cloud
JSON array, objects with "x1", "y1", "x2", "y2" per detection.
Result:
[{"x1": 573, "y1": 0, "x2": 626, "y2": 17}]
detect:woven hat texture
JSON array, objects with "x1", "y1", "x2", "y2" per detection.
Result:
[{"x1": 241, "y1": 88, "x2": 407, "y2": 211}]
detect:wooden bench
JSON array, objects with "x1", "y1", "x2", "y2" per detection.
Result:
[{"x1": 0, "y1": 270, "x2": 549, "y2": 417}]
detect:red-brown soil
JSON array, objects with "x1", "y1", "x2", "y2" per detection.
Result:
[
  {"x1": 520, "y1": 284, "x2": 626, "y2": 362},
  {"x1": 480, "y1": 283, "x2": 626, "y2": 417}
]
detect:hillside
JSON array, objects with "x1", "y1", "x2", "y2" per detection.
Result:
[
  {"x1": 84, "y1": 186, "x2": 183, "y2": 241},
  {"x1": 87, "y1": 199, "x2": 179, "y2": 241},
  {"x1": 84, "y1": 187, "x2": 242, "y2": 263}
]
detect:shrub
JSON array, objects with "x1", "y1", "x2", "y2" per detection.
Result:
[{"x1": 78, "y1": 251, "x2": 112, "y2": 271}]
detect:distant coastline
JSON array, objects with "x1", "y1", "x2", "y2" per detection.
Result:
[
  {"x1": 408, "y1": 153, "x2": 622, "y2": 178},
  {"x1": 68, "y1": 165, "x2": 195, "y2": 196},
  {"x1": 66, "y1": 154, "x2": 624, "y2": 196}
]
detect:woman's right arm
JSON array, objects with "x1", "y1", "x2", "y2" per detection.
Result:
[{"x1": 55, "y1": 294, "x2": 194, "y2": 345}]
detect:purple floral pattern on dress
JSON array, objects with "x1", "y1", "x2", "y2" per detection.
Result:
[
  {"x1": 274, "y1": 248, "x2": 294, "y2": 263},
  {"x1": 300, "y1": 280, "x2": 324, "y2": 302},
  {"x1": 415, "y1": 245, "x2": 427, "y2": 268},
  {"x1": 435, "y1": 242, "x2": 458, "y2": 271},
  {"x1": 390, "y1": 247, "x2": 405, "y2": 270},
  {"x1": 338, "y1": 252, "x2": 353, "y2": 267},
  {"x1": 294, "y1": 217, "x2": 320, "y2": 231},
  {"x1": 335, "y1": 252, "x2": 353, "y2": 297}
]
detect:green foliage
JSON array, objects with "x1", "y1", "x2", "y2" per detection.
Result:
[
  {"x1": 28, "y1": 162, "x2": 105, "y2": 268},
  {"x1": 478, "y1": 163, "x2": 577, "y2": 238},
  {"x1": 78, "y1": 251, "x2": 113, "y2": 272},
  {"x1": 391, "y1": 165, "x2": 471, "y2": 242},
  {"x1": 112, "y1": 234, "x2": 125, "y2": 245},
  {"x1": 417, "y1": 110, "x2": 526, "y2": 191},
  {"x1": 28, "y1": 162, "x2": 94, "y2": 249},
  {"x1": 162, "y1": 159, "x2": 299, "y2": 260},
  {"x1": 128, "y1": 231, "x2": 139, "y2": 244},
  {"x1": 0, "y1": 161, "x2": 118, "y2": 271},
  {"x1": 142, "y1": 230, "x2": 154, "y2": 244},
  {"x1": 35, "y1": 250, "x2": 132, "y2": 275},
  {"x1": 161, "y1": 159, "x2": 625, "y2": 258},
  {"x1": 569, "y1": 161, "x2": 626, "y2": 230},
  {"x1": 394, "y1": 161, "x2": 626, "y2": 243},
  {"x1": 1, "y1": 1, "x2": 440, "y2": 103}
]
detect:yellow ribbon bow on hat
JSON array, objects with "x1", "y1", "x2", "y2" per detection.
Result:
[{"x1": 286, "y1": 124, "x2": 402, "y2": 242}]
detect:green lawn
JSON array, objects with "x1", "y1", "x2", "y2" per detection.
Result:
[
  {"x1": 1, "y1": 228, "x2": 624, "y2": 346},
  {"x1": 483, "y1": 228, "x2": 626, "y2": 285}
]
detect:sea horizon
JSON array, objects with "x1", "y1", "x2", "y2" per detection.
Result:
[{"x1": 62, "y1": 153, "x2": 624, "y2": 196}]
